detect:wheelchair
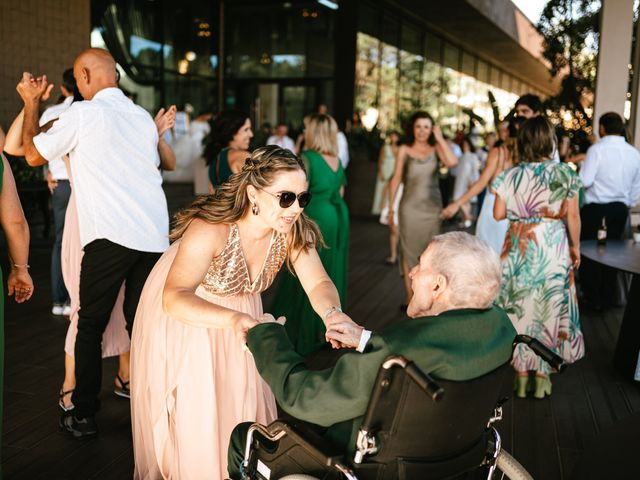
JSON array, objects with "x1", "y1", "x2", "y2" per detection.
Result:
[{"x1": 240, "y1": 335, "x2": 566, "y2": 480}]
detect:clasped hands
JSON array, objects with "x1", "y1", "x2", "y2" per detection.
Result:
[
  {"x1": 16, "y1": 72, "x2": 53, "y2": 104},
  {"x1": 233, "y1": 311, "x2": 365, "y2": 350}
]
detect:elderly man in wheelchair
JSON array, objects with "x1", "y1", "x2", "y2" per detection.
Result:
[{"x1": 227, "y1": 232, "x2": 526, "y2": 480}]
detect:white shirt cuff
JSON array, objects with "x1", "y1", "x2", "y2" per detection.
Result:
[{"x1": 356, "y1": 329, "x2": 372, "y2": 353}]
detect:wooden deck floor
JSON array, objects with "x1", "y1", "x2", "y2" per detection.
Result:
[{"x1": 2, "y1": 187, "x2": 640, "y2": 479}]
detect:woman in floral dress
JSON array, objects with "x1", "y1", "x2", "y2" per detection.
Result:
[{"x1": 493, "y1": 117, "x2": 584, "y2": 399}]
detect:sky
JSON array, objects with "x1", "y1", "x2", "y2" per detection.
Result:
[{"x1": 511, "y1": 0, "x2": 548, "y2": 24}]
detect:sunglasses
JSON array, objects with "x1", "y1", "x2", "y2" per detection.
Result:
[{"x1": 261, "y1": 190, "x2": 312, "y2": 208}]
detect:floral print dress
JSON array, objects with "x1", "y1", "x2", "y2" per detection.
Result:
[{"x1": 493, "y1": 161, "x2": 585, "y2": 374}]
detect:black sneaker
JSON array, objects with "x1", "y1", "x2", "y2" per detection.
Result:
[{"x1": 59, "y1": 413, "x2": 98, "y2": 439}]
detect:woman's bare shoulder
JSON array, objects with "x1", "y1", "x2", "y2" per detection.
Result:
[
  {"x1": 227, "y1": 149, "x2": 250, "y2": 172},
  {"x1": 180, "y1": 219, "x2": 230, "y2": 255}
]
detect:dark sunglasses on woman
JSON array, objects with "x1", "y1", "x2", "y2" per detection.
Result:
[{"x1": 262, "y1": 190, "x2": 312, "y2": 208}]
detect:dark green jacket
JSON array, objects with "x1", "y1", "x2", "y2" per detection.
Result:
[{"x1": 247, "y1": 306, "x2": 516, "y2": 452}]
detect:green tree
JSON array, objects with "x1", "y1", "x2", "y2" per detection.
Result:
[{"x1": 537, "y1": 0, "x2": 600, "y2": 139}]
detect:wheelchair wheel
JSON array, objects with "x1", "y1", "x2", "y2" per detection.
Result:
[
  {"x1": 494, "y1": 450, "x2": 533, "y2": 480},
  {"x1": 278, "y1": 476, "x2": 320, "y2": 480}
]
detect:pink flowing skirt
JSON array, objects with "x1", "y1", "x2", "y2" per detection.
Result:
[
  {"x1": 131, "y1": 241, "x2": 277, "y2": 480},
  {"x1": 61, "y1": 191, "x2": 130, "y2": 357}
]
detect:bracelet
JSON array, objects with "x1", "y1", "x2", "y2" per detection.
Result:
[
  {"x1": 323, "y1": 306, "x2": 342, "y2": 320},
  {"x1": 12, "y1": 263, "x2": 30, "y2": 269}
]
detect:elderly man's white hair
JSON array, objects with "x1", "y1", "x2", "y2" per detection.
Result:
[{"x1": 428, "y1": 232, "x2": 501, "y2": 309}]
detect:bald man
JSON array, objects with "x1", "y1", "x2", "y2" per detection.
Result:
[{"x1": 17, "y1": 48, "x2": 169, "y2": 439}]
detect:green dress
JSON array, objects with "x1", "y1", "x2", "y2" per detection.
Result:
[
  {"x1": 492, "y1": 161, "x2": 585, "y2": 374},
  {"x1": 208, "y1": 147, "x2": 233, "y2": 188},
  {"x1": 269, "y1": 149, "x2": 349, "y2": 355}
]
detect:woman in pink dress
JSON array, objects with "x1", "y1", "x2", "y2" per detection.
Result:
[
  {"x1": 131, "y1": 146, "x2": 357, "y2": 480},
  {"x1": 59, "y1": 190, "x2": 131, "y2": 409},
  {"x1": 3, "y1": 97, "x2": 173, "y2": 410}
]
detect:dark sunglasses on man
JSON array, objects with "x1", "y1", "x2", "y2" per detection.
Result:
[{"x1": 261, "y1": 190, "x2": 312, "y2": 208}]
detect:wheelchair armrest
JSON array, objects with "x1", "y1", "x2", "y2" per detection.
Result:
[
  {"x1": 513, "y1": 335, "x2": 567, "y2": 373},
  {"x1": 245, "y1": 420, "x2": 349, "y2": 471}
]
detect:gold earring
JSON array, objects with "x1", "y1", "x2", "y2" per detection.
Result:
[{"x1": 252, "y1": 203, "x2": 259, "y2": 215}]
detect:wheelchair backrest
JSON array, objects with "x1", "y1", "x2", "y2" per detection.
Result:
[{"x1": 360, "y1": 359, "x2": 511, "y2": 463}]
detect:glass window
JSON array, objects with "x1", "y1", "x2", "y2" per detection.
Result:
[
  {"x1": 226, "y1": 2, "x2": 335, "y2": 79},
  {"x1": 476, "y1": 59, "x2": 489, "y2": 83},
  {"x1": 358, "y1": 2, "x2": 379, "y2": 37},
  {"x1": 399, "y1": 23, "x2": 424, "y2": 115},
  {"x1": 425, "y1": 32, "x2": 442, "y2": 64},
  {"x1": 461, "y1": 52, "x2": 475, "y2": 77},
  {"x1": 355, "y1": 32, "x2": 381, "y2": 117},
  {"x1": 490, "y1": 66, "x2": 501, "y2": 89},
  {"x1": 443, "y1": 42, "x2": 460, "y2": 71},
  {"x1": 441, "y1": 67, "x2": 461, "y2": 133},
  {"x1": 511, "y1": 78, "x2": 521, "y2": 96},
  {"x1": 421, "y1": 59, "x2": 442, "y2": 116},
  {"x1": 501, "y1": 72, "x2": 512, "y2": 92},
  {"x1": 378, "y1": 16, "x2": 400, "y2": 129}
]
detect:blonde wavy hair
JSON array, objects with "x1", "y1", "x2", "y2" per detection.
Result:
[
  {"x1": 171, "y1": 146, "x2": 323, "y2": 268},
  {"x1": 304, "y1": 113, "x2": 338, "y2": 157}
]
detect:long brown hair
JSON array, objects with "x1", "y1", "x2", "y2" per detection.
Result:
[
  {"x1": 405, "y1": 111, "x2": 436, "y2": 146},
  {"x1": 171, "y1": 146, "x2": 323, "y2": 267}
]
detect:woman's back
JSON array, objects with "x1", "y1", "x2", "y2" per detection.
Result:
[
  {"x1": 302, "y1": 150, "x2": 347, "y2": 227},
  {"x1": 495, "y1": 161, "x2": 580, "y2": 220}
]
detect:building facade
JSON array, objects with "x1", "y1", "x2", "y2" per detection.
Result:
[
  {"x1": 85, "y1": 0, "x2": 556, "y2": 134},
  {"x1": 0, "y1": 0, "x2": 557, "y2": 135}
]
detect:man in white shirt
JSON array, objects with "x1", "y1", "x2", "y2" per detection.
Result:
[
  {"x1": 266, "y1": 123, "x2": 296, "y2": 152},
  {"x1": 17, "y1": 48, "x2": 169, "y2": 438},
  {"x1": 337, "y1": 130, "x2": 350, "y2": 169},
  {"x1": 40, "y1": 68, "x2": 78, "y2": 317},
  {"x1": 579, "y1": 112, "x2": 640, "y2": 308}
]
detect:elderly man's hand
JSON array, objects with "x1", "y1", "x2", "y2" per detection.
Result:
[
  {"x1": 325, "y1": 317, "x2": 364, "y2": 349},
  {"x1": 257, "y1": 313, "x2": 286, "y2": 326},
  {"x1": 16, "y1": 73, "x2": 52, "y2": 105}
]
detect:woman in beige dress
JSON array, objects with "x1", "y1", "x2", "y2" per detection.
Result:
[
  {"x1": 131, "y1": 146, "x2": 357, "y2": 480},
  {"x1": 387, "y1": 112, "x2": 457, "y2": 305}
]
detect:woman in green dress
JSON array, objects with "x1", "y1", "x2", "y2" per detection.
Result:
[
  {"x1": 203, "y1": 110, "x2": 253, "y2": 192},
  {"x1": 269, "y1": 114, "x2": 349, "y2": 355},
  {"x1": 493, "y1": 117, "x2": 584, "y2": 399},
  {"x1": 0, "y1": 146, "x2": 34, "y2": 468}
]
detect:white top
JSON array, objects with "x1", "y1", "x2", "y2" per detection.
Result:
[
  {"x1": 453, "y1": 152, "x2": 480, "y2": 202},
  {"x1": 266, "y1": 134, "x2": 296, "y2": 152},
  {"x1": 579, "y1": 135, "x2": 640, "y2": 207},
  {"x1": 33, "y1": 87, "x2": 169, "y2": 252},
  {"x1": 39, "y1": 96, "x2": 74, "y2": 180},
  {"x1": 337, "y1": 131, "x2": 349, "y2": 169}
]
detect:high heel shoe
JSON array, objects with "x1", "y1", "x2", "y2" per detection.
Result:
[
  {"x1": 533, "y1": 375, "x2": 552, "y2": 399},
  {"x1": 514, "y1": 375, "x2": 529, "y2": 398},
  {"x1": 59, "y1": 388, "x2": 74, "y2": 412},
  {"x1": 114, "y1": 374, "x2": 130, "y2": 399}
]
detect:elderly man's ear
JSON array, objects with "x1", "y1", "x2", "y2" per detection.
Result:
[{"x1": 432, "y1": 274, "x2": 448, "y2": 298}]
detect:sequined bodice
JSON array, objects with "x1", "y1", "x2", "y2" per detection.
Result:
[{"x1": 200, "y1": 223, "x2": 287, "y2": 297}]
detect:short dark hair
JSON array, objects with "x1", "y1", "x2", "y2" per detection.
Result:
[
  {"x1": 405, "y1": 111, "x2": 436, "y2": 146},
  {"x1": 517, "y1": 116, "x2": 555, "y2": 163},
  {"x1": 62, "y1": 68, "x2": 76, "y2": 92},
  {"x1": 515, "y1": 94, "x2": 543, "y2": 114},
  {"x1": 599, "y1": 112, "x2": 626, "y2": 136}
]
